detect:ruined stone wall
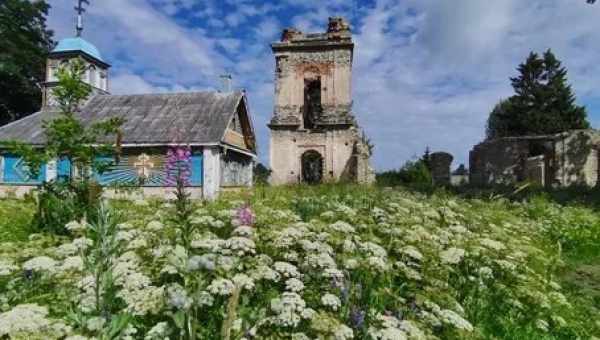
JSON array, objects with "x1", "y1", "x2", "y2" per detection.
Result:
[
  {"x1": 553, "y1": 130, "x2": 600, "y2": 187},
  {"x1": 469, "y1": 139, "x2": 531, "y2": 185},
  {"x1": 469, "y1": 130, "x2": 600, "y2": 188},
  {"x1": 430, "y1": 152, "x2": 453, "y2": 185}
]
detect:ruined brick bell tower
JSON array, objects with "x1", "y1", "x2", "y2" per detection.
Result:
[{"x1": 269, "y1": 17, "x2": 375, "y2": 185}]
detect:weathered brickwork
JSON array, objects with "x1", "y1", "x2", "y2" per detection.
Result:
[{"x1": 269, "y1": 17, "x2": 374, "y2": 185}]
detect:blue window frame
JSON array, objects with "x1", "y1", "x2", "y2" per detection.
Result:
[
  {"x1": 190, "y1": 153, "x2": 203, "y2": 186},
  {"x1": 2, "y1": 154, "x2": 46, "y2": 184},
  {"x1": 57, "y1": 157, "x2": 72, "y2": 181}
]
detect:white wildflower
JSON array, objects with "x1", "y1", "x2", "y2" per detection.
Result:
[
  {"x1": 187, "y1": 254, "x2": 216, "y2": 271},
  {"x1": 0, "y1": 260, "x2": 17, "y2": 276},
  {"x1": 23, "y1": 256, "x2": 57, "y2": 273},
  {"x1": 167, "y1": 283, "x2": 192, "y2": 310},
  {"x1": 495, "y1": 259, "x2": 516, "y2": 271},
  {"x1": 440, "y1": 248, "x2": 465, "y2": 265},
  {"x1": 0, "y1": 304, "x2": 53, "y2": 338},
  {"x1": 480, "y1": 238, "x2": 506, "y2": 251},
  {"x1": 197, "y1": 291, "x2": 214, "y2": 306},
  {"x1": 60, "y1": 256, "x2": 84, "y2": 272},
  {"x1": 225, "y1": 237, "x2": 256, "y2": 256},
  {"x1": 232, "y1": 226, "x2": 254, "y2": 237},
  {"x1": 145, "y1": 322, "x2": 170, "y2": 340},
  {"x1": 72, "y1": 237, "x2": 93, "y2": 251},
  {"x1": 285, "y1": 278, "x2": 305, "y2": 292},
  {"x1": 146, "y1": 220, "x2": 164, "y2": 231},
  {"x1": 233, "y1": 273, "x2": 255, "y2": 291},
  {"x1": 65, "y1": 220, "x2": 86, "y2": 232},
  {"x1": 207, "y1": 278, "x2": 236, "y2": 296},
  {"x1": 330, "y1": 220, "x2": 355, "y2": 233},
  {"x1": 270, "y1": 292, "x2": 307, "y2": 327},
  {"x1": 321, "y1": 293, "x2": 341, "y2": 311},
  {"x1": 86, "y1": 316, "x2": 106, "y2": 332},
  {"x1": 274, "y1": 261, "x2": 302, "y2": 278},
  {"x1": 535, "y1": 319, "x2": 549, "y2": 332},
  {"x1": 402, "y1": 246, "x2": 424, "y2": 261},
  {"x1": 334, "y1": 324, "x2": 354, "y2": 340},
  {"x1": 439, "y1": 309, "x2": 473, "y2": 332}
]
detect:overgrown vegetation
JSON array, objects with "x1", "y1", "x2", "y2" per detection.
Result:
[
  {"x1": 0, "y1": 185, "x2": 598, "y2": 339},
  {"x1": 1, "y1": 59, "x2": 123, "y2": 234}
]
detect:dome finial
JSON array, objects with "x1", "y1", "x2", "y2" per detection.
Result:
[{"x1": 75, "y1": 0, "x2": 90, "y2": 37}]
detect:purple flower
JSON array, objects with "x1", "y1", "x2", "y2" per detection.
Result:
[
  {"x1": 165, "y1": 145, "x2": 192, "y2": 186},
  {"x1": 234, "y1": 205, "x2": 255, "y2": 226},
  {"x1": 350, "y1": 308, "x2": 366, "y2": 329}
]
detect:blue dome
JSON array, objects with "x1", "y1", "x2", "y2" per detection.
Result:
[{"x1": 52, "y1": 37, "x2": 104, "y2": 62}]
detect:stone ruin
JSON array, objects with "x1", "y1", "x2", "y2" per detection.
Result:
[
  {"x1": 469, "y1": 129, "x2": 600, "y2": 187},
  {"x1": 268, "y1": 17, "x2": 375, "y2": 185},
  {"x1": 430, "y1": 152, "x2": 453, "y2": 185}
]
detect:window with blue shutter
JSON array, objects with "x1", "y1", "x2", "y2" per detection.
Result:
[
  {"x1": 2, "y1": 154, "x2": 46, "y2": 184},
  {"x1": 190, "y1": 153, "x2": 203, "y2": 186},
  {"x1": 57, "y1": 157, "x2": 72, "y2": 181}
]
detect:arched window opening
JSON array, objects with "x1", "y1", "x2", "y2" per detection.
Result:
[
  {"x1": 301, "y1": 150, "x2": 323, "y2": 184},
  {"x1": 303, "y1": 77, "x2": 321, "y2": 129}
]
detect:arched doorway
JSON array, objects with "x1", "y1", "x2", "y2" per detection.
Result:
[{"x1": 301, "y1": 150, "x2": 323, "y2": 184}]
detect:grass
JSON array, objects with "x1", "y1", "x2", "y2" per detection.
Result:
[{"x1": 0, "y1": 198, "x2": 35, "y2": 243}]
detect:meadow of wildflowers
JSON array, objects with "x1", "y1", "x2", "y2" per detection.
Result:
[{"x1": 0, "y1": 185, "x2": 598, "y2": 339}]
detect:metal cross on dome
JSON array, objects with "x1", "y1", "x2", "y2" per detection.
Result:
[{"x1": 75, "y1": 0, "x2": 90, "y2": 37}]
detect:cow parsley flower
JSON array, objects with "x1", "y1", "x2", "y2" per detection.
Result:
[
  {"x1": 285, "y1": 278, "x2": 305, "y2": 292},
  {"x1": 207, "y1": 278, "x2": 236, "y2": 296},
  {"x1": 23, "y1": 256, "x2": 58, "y2": 273},
  {"x1": 439, "y1": 309, "x2": 473, "y2": 332},
  {"x1": 334, "y1": 324, "x2": 354, "y2": 340},
  {"x1": 60, "y1": 256, "x2": 84, "y2": 272},
  {"x1": 440, "y1": 248, "x2": 465, "y2": 265},
  {"x1": 167, "y1": 283, "x2": 192, "y2": 310},
  {"x1": 197, "y1": 291, "x2": 214, "y2": 306},
  {"x1": 65, "y1": 220, "x2": 86, "y2": 233},
  {"x1": 321, "y1": 293, "x2": 341, "y2": 311},
  {"x1": 233, "y1": 273, "x2": 255, "y2": 291},
  {"x1": 145, "y1": 322, "x2": 170, "y2": 340},
  {"x1": 146, "y1": 220, "x2": 164, "y2": 231},
  {"x1": 0, "y1": 304, "x2": 53, "y2": 338},
  {"x1": 330, "y1": 221, "x2": 355, "y2": 233},
  {"x1": 274, "y1": 261, "x2": 301, "y2": 278},
  {"x1": 480, "y1": 238, "x2": 506, "y2": 251},
  {"x1": 86, "y1": 316, "x2": 106, "y2": 332},
  {"x1": 270, "y1": 292, "x2": 307, "y2": 327},
  {"x1": 0, "y1": 260, "x2": 17, "y2": 276}
]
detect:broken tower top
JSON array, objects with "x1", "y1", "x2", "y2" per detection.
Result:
[{"x1": 276, "y1": 17, "x2": 352, "y2": 47}]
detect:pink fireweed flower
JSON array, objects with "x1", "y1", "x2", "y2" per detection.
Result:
[
  {"x1": 233, "y1": 205, "x2": 255, "y2": 227},
  {"x1": 165, "y1": 145, "x2": 192, "y2": 186}
]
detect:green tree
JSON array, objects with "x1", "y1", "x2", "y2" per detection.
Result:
[
  {"x1": 0, "y1": 0, "x2": 54, "y2": 125},
  {"x1": 485, "y1": 99, "x2": 513, "y2": 139},
  {"x1": 2, "y1": 59, "x2": 123, "y2": 233},
  {"x1": 486, "y1": 50, "x2": 589, "y2": 139}
]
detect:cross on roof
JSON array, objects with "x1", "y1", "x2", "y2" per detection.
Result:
[{"x1": 75, "y1": 0, "x2": 90, "y2": 37}]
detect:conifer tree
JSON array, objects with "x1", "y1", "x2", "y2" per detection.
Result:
[{"x1": 486, "y1": 50, "x2": 589, "y2": 139}]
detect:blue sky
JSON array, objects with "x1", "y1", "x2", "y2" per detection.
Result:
[{"x1": 46, "y1": 0, "x2": 600, "y2": 171}]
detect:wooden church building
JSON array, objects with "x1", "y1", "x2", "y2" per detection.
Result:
[{"x1": 0, "y1": 35, "x2": 256, "y2": 199}]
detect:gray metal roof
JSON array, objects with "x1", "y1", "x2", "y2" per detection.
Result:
[{"x1": 0, "y1": 91, "x2": 246, "y2": 146}]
